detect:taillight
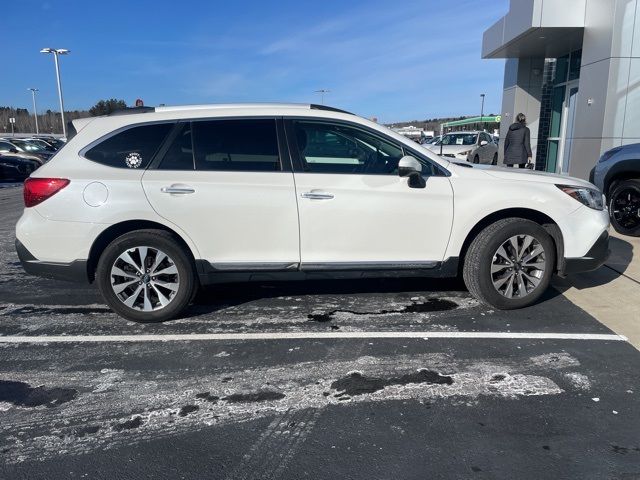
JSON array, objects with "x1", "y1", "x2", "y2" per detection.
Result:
[{"x1": 23, "y1": 178, "x2": 70, "y2": 208}]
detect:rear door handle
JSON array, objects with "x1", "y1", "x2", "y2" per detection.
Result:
[
  {"x1": 301, "y1": 191, "x2": 334, "y2": 200},
  {"x1": 161, "y1": 185, "x2": 195, "y2": 195}
]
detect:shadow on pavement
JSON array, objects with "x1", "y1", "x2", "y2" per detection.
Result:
[
  {"x1": 185, "y1": 275, "x2": 565, "y2": 320},
  {"x1": 607, "y1": 235, "x2": 635, "y2": 275},
  {"x1": 186, "y1": 276, "x2": 467, "y2": 317},
  {"x1": 553, "y1": 234, "x2": 635, "y2": 291}
]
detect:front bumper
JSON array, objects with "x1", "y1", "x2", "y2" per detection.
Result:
[
  {"x1": 16, "y1": 239, "x2": 89, "y2": 283},
  {"x1": 561, "y1": 230, "x2": 610, "y2": 276}
]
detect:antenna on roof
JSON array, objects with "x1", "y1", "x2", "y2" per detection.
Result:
[{"x1": 314, "y1": 89, "x2": 330, "y2": 105}]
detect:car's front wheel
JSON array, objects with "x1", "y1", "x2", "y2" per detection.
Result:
[
  {"x1": 96, "y1": 229, "x2": 197, "y2": 322},
  {"x1": 609, "y1": 179, "x2": 640, "y2": 236},
  {"x1": 463, "y1": 218, "x2": 555, "y2": 310}
]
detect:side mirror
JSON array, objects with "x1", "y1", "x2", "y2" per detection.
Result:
[
  {"x1": 480, "y1": 140, "x2": 488, "y2": 146},
  {"x1": 398, "y1": 155, "x2": 422, "y2": 177},
  {"x1": 398, "y1": 155, "x2": 426, "y2": 189}
]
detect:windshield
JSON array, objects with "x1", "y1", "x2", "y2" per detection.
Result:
[
  {"x1": 12, "y1": 139, "x2": 42, "y2": 152},
  {"x1": 439, "y1": 133, "x2": 478, "y2": 146},
  {"x1": 27, "y1": 139, "x2": 56, "y2": 151}
]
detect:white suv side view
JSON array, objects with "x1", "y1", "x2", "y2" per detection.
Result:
[{"x1": 16, "y1": 104, "x2": 610, "y2": 322}]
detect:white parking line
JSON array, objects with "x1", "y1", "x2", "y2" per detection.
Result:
[{"x1": 0, "y1": 331, "x2": 627, "y2": 343}]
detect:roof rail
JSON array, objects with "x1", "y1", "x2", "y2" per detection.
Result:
[
  {"x1": 309, "y1": 104, "x2": 353, "y2": 115},
  {"x1": 107, "y1": 106, "x2": 156, "y2": 116}
]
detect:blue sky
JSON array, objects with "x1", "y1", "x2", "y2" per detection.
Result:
[{"x1": 3, "y1": 0, "x2": 508, "y2": 123}]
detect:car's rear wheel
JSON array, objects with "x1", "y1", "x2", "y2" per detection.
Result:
[
  {"x1": 463, "y1": 218, "x2": 555, "y2": 310},
  {"x1": 96, "y1": 230, "x2": 197, "y2": 322},
  {"x1": 609, "y1": 179, "x2": 640, "y2": 236}
]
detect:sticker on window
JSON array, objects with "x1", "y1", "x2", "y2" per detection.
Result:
[
  {"x1": 456, "y1": 138, "x2": 464, "y2": 145},
  {"x1": 125, "y1": 152, "x2": 143, "y2": 168}
]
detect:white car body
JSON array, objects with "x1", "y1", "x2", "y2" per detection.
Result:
[{"x1": 15, "y1": 103, "x2": 609, "y2": 319}]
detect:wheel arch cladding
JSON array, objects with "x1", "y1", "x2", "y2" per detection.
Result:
[
  {"x1": 604, "y1": 158, "x2": 640, "y2": 197},
  {"x1": 457, "y1": 208, "x2": 563, "y2": 275},
  {"x1": 86, "y1": 220, "x2": 197, "y2": 282}
]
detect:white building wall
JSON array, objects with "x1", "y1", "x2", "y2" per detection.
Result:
[{"x1": 570, "y1": 0, "x2": 640, "y2": 180}]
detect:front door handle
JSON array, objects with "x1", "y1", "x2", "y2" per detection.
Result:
[
  {"x1": 161, "y1": 185, "x2": 195, "y2": 195},
  {"x1": 301, "y1": 191, "x2": 334, "y2": 200}
]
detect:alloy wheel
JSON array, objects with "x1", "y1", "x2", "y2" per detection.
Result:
[
  {"x1": 612, "y1": 187, "x2": 640, "y2": 230},
  {"x1": 110, "y1": 246, "x2": 180, "y2": 311},
  {"x1": 490, "y1": 235, "x2": 546, "y2": 299}
]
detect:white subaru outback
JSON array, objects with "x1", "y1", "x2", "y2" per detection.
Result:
[{"x1": 15, "y1": 104, "x2": 610, "y2": 322}]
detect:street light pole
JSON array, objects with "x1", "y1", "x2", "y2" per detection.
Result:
[
  {"x1": 480, "y1": 93, "x2": 486, "y2": 131},
  {"x1": 40, "y1": 48, "x2": 70, "y2": 138},
  {"x1": 28, "y1": 88, "x2": 39, "y2": 134}
]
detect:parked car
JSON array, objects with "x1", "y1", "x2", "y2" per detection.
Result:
[
  {"x1": 426, "y1": 131, "x2": 498, "y2": 164},
  {"x1": 16, "y1": 103, "x2": 609, "y2": 322},
  {"x1": 423, "y1": 135, "x2": 441, "y2": 145},
  {"x1": 0, "y1": 155, "x2": 39, "y2": 180},
  {"x1": 0, "y1": 139, "x2": 51, "y2": 163},
  {"x1": 33, "y1": 136, "x2": 66, "y2": 150},
  {"x1": 591, "y1": 143, "x2": 640, "y2": 236},
  {"x1": 11, "y1": 138, "x2": 55, "y2": 158},
  {"x1": 24, "y1": 138, "x2": 58, "y2": 152}
]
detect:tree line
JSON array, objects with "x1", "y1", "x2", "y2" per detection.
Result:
[{"x1": 0, "y1": 99, "x2": 128, "y2": 135}]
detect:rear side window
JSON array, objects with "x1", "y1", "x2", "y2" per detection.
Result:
[
  {"x1": 158, "y1": 123, "x2": 194, "y2": 170},
  {"x1": 192, "y1": 119, "x2": 280, "y2": 171},
  {"x1": 84, "y1": 123, "x2": 173, "y2": 169}
]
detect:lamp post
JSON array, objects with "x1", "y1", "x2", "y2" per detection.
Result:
[
  {"x1": 480, "y1": 93, "x2": 486, "y2": 131},
  {"x1": 40, "y1": 48, "x2": 70, "y2": 138},
  {"x1": 27, "y1": 88, "x2": 39, "y2": 135}
]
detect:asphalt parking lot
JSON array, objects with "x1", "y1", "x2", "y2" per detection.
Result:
[{"x1": 1, "y1": 185, "x2": 640, "y2": 479}]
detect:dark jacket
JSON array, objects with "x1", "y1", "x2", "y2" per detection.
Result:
[{"x1": 503, "y1": 122, "x2": 532, "y2": 165}]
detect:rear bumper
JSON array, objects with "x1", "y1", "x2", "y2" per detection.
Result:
[
  {"x1": 16, "y1": 239, "x2": 89, "y2": 283},
  {"x1": 561, "y1": 230, "x2": 610, "y2": 276}
]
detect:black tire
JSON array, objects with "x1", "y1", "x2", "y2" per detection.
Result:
[
  {"x1": 462, "y1": 218, "x2": 556, "y2": 310},
  {"x1": 96, "y1": 229, "x2": 197, "y2": 322},
  {"x1": 473, "y1": 155, "x2": 480, "y2": 164},
  {"x1": 609, "y1": 179, "x2": 640, "y2": 237},
  {"x1": 492, "y1": 153, "x2": 498, "y2": 165}
]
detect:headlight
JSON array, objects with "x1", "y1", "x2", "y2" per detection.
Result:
[
  {"x1": 457, "y1": 150, "x2": 472, "y2": 156},
  {"x1": 556, "y1": 184, "x2": 604, "y2": 210}
]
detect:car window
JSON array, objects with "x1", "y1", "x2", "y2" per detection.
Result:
[
  {"x1": 158, "y1": 124, "x2": 194, "y2": 170},
  {"x1": 441, "y1": 133, "x2": 477, "y2": 146},
  {"x1": 192, "y1": 119, "x2": 280, "y2": 172},
  {"x1": 0, "y1": 142, "x2": 13, "y2": 152},
  {"x1": 481, "y1": 133, "x2": 492, "y2": 143},
  {"x1": 84, "y1": 123, "x2": 173, "y2": 169},
  {"x1": 293, "y1": 121, "x2": 404, "y2": 174}
]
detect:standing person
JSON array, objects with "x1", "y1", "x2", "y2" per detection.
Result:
[{"x1": 503, "y1": 113, "x2": 532, "y2": 168}]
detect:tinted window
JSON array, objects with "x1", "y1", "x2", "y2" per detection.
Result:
[
  {"x1": 0, "y1": 142, "x2": 14, "y2": 152},
  {"x1": 293, "y1": 121, "x2": 403, "y2": 174},
  {"x1": 158, "y1": 123, "x2": 194, "y2": 170},
  {"x1": 192, "y1": 119, "x2": 280, "y2": 171},
  {"x1": 85, "y1": 123, "x2": 173, "y2": 169}
]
